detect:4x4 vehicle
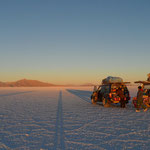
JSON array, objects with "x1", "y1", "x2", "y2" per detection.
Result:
[
  {"x1": 91, "y1": 76, "x2": 130, "y2": 107},
  {"x1": 133, "y1": 81, "x2": 150, "y2": 108}
]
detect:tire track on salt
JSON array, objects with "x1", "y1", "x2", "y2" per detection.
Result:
[{"x1": 53, "y1": 91, "x2": 65, "y2": 150}]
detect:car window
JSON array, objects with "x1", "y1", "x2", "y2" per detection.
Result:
[{"x1": 101, "y1": 85, "x2": 110, "y2": 93}]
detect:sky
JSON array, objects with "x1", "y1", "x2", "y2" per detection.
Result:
[{"x1": 0, "y1": 0, "x2": 150, "y2": 85}]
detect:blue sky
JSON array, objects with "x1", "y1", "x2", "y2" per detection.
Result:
[{"x1": 0, "y1": 0, "x2": 150, "y2": 84}]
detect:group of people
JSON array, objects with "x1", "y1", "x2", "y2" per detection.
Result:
[
  {"x1": 116, "y1": 84, "x2": 150, "y2": 111},
  {"x1": 116, "y1": 86, "x2": 129, "y2": 108},
  {"x1": 92, "y1": 73, "x2": 150, "y2": 110}
]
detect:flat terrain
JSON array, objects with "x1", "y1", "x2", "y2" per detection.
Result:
[{"x1": 0, "y1": 87, "x2": 150, "y2": 150}]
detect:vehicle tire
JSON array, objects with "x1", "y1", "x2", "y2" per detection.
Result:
[
  {"x1": 102, "y1": 98, "x2": 106, "y2": 106},
  {"x1": 91, "y1": 98, "x2": 96, "y2": 104}
]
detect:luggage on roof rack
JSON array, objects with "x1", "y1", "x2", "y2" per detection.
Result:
[{"x1": 102, "y1": 76, "x2": 123, "y2": 84}]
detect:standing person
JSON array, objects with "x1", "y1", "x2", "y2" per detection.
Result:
[
  {"x1": 117, "y1": 87, "x2": 125, "y2": 108},
  {"x1": 146, "y1": 89, "x2": 150, "y2": 106},
  {"x1": 136, "y1": 86, "x2": 147, "y2": 112},
  {"x1": 147, "y1": 89, "x2": 150, "y2": 98},
  {"x1": 123, "y1": 85, "x2": 130, "y2": 103}
]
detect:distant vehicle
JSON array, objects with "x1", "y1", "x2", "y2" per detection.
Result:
[
  {"x1": 133, "y1": 81, "x2": 150, "y2": 108},
  {"x1": 91, "y1": 76, "x2": 130, "y2": 107}
]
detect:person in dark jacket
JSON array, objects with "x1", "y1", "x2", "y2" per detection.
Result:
[
  {"x1": 136, "y1": 86, "x2": 147, "y2": 112},
  {"x1": 143, "y1": 89, "x2": 150, "y2": 107},
  {"x1": 117, "y1": 87, "x2": 125, "y2": 108},
  {"x1": 146, "y1": 89, "x2": 150, "y2": 104},
  {"x1": 147, "y1": 89, "x2": 150, "y2": 97},
  {"x1": 123, "y1": 85, "x2": 130, "y2": 103}
]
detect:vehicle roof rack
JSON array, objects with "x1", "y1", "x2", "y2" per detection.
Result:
[
  {"x1": 134, "y1": 81, "x2": 150, "y2": 85},
  {"x1": 102, "y1": 82, "x2": 130, "y2": 85}
]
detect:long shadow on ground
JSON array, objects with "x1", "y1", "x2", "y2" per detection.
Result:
[{"x1": 66, "y1": 89, "x2": 92, "y2": 104}]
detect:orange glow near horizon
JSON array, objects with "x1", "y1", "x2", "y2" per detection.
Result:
[{"x1": 0, "y1": 71, "x2": 148, "y2": 85}]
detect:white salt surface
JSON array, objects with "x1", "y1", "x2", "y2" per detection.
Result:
[{"x1": 0, "y1": 86, "x2": 150, "y2": 150}]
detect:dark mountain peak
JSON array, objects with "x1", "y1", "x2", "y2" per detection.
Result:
[{"x1": 0, "y1": 79, "x2": 55, "y2": 87}]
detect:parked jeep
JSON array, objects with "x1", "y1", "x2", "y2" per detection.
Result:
[{"x1": 91, "y1": 76, "x2": 130, "y2": 107}]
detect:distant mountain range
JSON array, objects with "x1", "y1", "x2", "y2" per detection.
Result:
[
  {"x1": 0, "y1": 79, "x2": 55, "y2": 87},
  {"x1": 0, "y1": 79, "x2": 95, "y2": 87}
]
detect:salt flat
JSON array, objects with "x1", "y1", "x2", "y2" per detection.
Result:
[{"x1": 0, "y1": 87, "x2": 150, "y2": 150}]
